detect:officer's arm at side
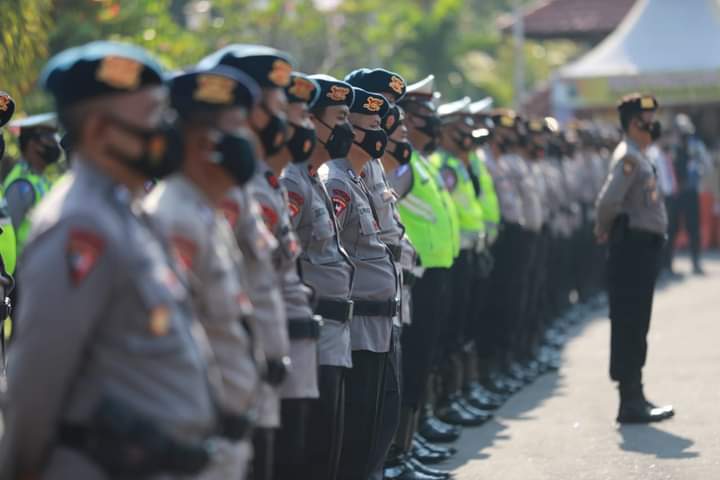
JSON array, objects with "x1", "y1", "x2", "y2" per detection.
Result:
[
  {"x1": 595, "y1": 154, "x2": 638, "y2": 235},
  {"x1": 0, "y1": 216, "x2": 116, "y2": 478}
]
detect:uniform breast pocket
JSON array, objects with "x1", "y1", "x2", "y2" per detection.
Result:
[
  {"x1": 356, "y1": 208, "x2": 385, "y2": 260},
  {"x1": 309, "y1": 211, "x2": 338, "y2": 264},
  {"x1": 642, "y1": 173, "x2": 660, "y2": 207},
  {"x1": 128, "y1": 268, "x2": 189, "y2": 356}
]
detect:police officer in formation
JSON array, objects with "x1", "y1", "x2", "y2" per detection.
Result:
[{"x1": 0, "y1": 36, "x2": 675, "y2": 480}]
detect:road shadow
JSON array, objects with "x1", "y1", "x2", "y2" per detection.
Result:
[{"x1": 618, "y1": 424, "x2": 699, "y2": 459}]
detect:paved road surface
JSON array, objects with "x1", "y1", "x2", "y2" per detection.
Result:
[{"x1": 448, "y1": 255, "x2": 720, "y2": 480}]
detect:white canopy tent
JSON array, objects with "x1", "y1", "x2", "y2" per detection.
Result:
[{"x1": 552, "y1": 0, "x2": 720, "y2": 117}]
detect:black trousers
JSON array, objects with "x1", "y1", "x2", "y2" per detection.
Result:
[
  {"x1": 251, "y1": 427, "x2": 275, "y2": 480},
  {"x1": 369, "y1": 326, "x2": 402, "y2": 478},
  {"x1": 443, "y1": 249, "x2": 473, "y2": 353},
  {"x1": 668, "y1": 188, "x2": 702, "y2": 268},
  {"x1": 274, "y1": 398, "x2": 311, "y2": 480},
  {"x1": 401, "y1": 267, "x2": 451, "y2": 409},
  {"x1": 304, "y1": 366, "x2": 346, "y2": 480},
  {"x1": 607, "y1": 233, "x2": 663, "y2": 383},
  {"x1": 338, "y1": 350, "x2": 388, "y2": 480}
]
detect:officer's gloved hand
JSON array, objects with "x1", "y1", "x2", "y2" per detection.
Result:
[{"x1": 265, "y1": 356, "x2": 291, "y2": 386}]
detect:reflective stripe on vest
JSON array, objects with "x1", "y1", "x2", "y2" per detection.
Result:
[{"x1": 397, "y1": 153, "x2": 454, "y2": 268}]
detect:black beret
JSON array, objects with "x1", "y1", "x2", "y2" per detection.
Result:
[
  {"x1": 169, "y1": 65, "x2": 261, "y2": 115},
  {"x1": 308, "y1": 74, "x2": 354, "y2": 110},
  {"x1": 344, "y1": 68, "x2": 406, "y2": 102},
  {"x1": 349, "y1": 87, "x2": 389, "y2": 118},
  {"x1": 617, "y1": 93, "x2": 658, "y2": 114},
  {"x1": 0, "y1": 92, "x2": 15, "y2": 128},
  {"x1": 198, "y1": 44, "x2": 294, "y2": 89},
  {"x1": 41, "y1": 41, "x2": 164, "y2": 109},
  {"x1": 285, "y1": 73, "x2": 320, "y2": 105}
]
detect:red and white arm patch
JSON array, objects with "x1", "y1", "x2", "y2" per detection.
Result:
[
  {"x1": 287, "y1": 191, "x2": 304, "y2": 218},
  {"x1": 66, "y1": 229, "x2": 105, "y2": 285},
  {"x1": 219, "y1": 198, "x2": 241, "y2": 228},
  {"x1": 260, "y1": 204, "x2": 279, "y2": 231},
  {"x1": 332, "y1": 188, "x2": 351, "y2": 216},
  {"x1": 170, "y1": 235, "x2": 198, "y2": 272}
]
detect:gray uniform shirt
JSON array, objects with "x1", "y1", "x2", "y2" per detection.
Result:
[
  {"x1": 251, "y1": 162, "x2": 318, "y2": 400},
  {"x1": 223, "y1": 185, "x2": 286, "y2": 426},
  {"x1": 144, "y1": 175, "x2": 260, "y2": 416},
  {"x1": 386, "y1": 162, "x2": 414, "y2": 200},
  {"x1": 486, "y1": 149, "x2": 525, "y2": 226},
  {"x1": 281, "y1": 162, "x2": 354, "y2": 368},
  {"x1": 0, "y1": 160, "x2": 217, "y2": 477},
  {"x1": 321, "y1": 158, "x2": 397, "y2": 353},
  {"x1": 595, "y1": 139, "x2": 668, "y2": 236}
]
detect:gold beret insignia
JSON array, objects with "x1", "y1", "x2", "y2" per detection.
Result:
[
  {"x1": 96, "y1": 56, "x2": 143, "y2": 90},
  {"x1": 364, "y1": 96, "x2": 384, "y2": 113},
  {"x1": 194, "y1": 74, "x2": 236, "y2": 104},
  {"x1": 327, "y1": 85, "x2": 350, "y2": 102}
]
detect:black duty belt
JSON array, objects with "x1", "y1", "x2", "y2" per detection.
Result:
[
  {"x1": 287, "y1": 315, "x2": 322, "y2": 339},
  {"x1": 403, "y1": 270, "x2": 417, "y2": 287},
  {"x1": 388, "y1": 244, "x2": 403, "y2": 262},
  {"x1": 315, "y1": 299, "x2": 354, "y2": 323},
  {"x1": 352, "y1": 298, "x2": 400, "y2": 317},
  {"x1": 626, "y1": 228, "x2": 665, "y2": 246},
  {"x1": 58, "y1": 423, "x2": 211, "y2": 476},
  {"x1": 219, "y1": 411, "x2": 254, "y2": 441}
]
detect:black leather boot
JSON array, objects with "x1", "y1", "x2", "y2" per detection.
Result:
[
  {"x1": 413, "y1": 434, "x2": 457, "y2": 457},
  {"x1": 436, "y1": 354, "x2": 491, "y2": 427},
  {"x1": 617, "y1": 381, "x2": 674, "y2": 424},
  {"x1": 383, "y1": 446, "x2": 440, "y2": 480},
  {"x1": 418, "y1": 403, "x2": 461, "y2": 443},
  {"x1": 462, "y1": 346, "x2": 504, "y2": 410}
]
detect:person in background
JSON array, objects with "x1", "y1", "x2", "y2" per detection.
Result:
[
  {"x1": 4, "y1": 113, "x2": 60, "y2": 255},
  {"x1": 668, "y1": 113, "x2": 711, "y2": 275}
]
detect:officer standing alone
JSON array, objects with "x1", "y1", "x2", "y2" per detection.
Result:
[{"x1": 595, "y1": 93, "x2": 674, "y2": 424}]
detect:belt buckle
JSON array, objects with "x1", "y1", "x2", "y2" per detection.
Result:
[
  {"x1": 346, "y1": 300, "x2": 354, "y2": 321},
  {"x1": 390, "y1": 298, "x2": 400, "y2": 317}
]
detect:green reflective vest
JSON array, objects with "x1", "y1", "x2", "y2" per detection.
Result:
[
  {"x1": 3, "y1": 162, "x2": 51, "y2": 253},
  {"x1": 0, "y1": 211, "x2": 16, "y2": 275},
  {"x1": 430, "y1": 151, "x2": 486, "y2": 240},
  {"x1": 397, "y1": 152, "x2": 455, "y2": 268},
  {"x1": 469, "y1": 150, "x2": 501, "y2": 227}
]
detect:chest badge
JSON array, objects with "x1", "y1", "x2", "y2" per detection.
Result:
[{"x1": 149, "y1": 306, "x2": 171, "y2": 336}]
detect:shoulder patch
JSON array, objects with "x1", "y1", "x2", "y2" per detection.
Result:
[
  {"x1": 260, "y1": 203, "x2": 279, "y2": 231},
  {"x1": 219, "y1": 198, "x2": 241, "y2": 228},
  {"x1": 332, "y1": 188, "x2": 351, "y2": 216},
  {"x1": 265, "y1": 171, "x2": 280, "y2": 189},
  {"x1": 170, "y1": 235, "x2": 198, "y2": 272},
  {"x1": 287, "y1": 191, "x2": 304, "y2": 218},
  {"x1": 66, "y1": 229, "x2": 105, "y2": 285}
]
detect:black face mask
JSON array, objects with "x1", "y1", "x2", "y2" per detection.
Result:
[
  {"x1": 37, "y1": 136, "x2": 62, "y2": 165},
  {"x1": 105, "y1": 115, "x2": 184, "y2": 179},
  {"x1": 452, "y1": 131, "x2": 475, "y2": 152},
  {"x1": 286, "y1": 123, "x2": 317, "y2": 163},
  {"x1": 636, "y1": 119, "x2": 662, "y2": 142},
  {"x1": 387, "y1": 139, "x2": 413, "y2": 164},
  {"x1": 416, "y1": 114, "x2": 441, "y2": 139},
  {"x1": 213, "y1": 131, "x2": 257, "y2": 186},
  {"x1": 353, "y1": 126, "x2": 387, "y2": 159},
  {"x1": 321, "y1": 120, "x2": 354, "y2": 159},
  {"x1": 256, "y1": 103, "x2": 289, "y2": 156}
]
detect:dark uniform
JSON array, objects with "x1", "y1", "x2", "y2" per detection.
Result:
[{"x1": 595, "y1": 93, "x2": 674, "y2": 424}]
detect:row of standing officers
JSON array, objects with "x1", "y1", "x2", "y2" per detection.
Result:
[{"x1": 0, "y1": 39, "x2": 655, "y2": 480}]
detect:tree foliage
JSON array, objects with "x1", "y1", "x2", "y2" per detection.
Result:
[{"x1": 0, "y1": 0, "x2": 578, "y2": 115}]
